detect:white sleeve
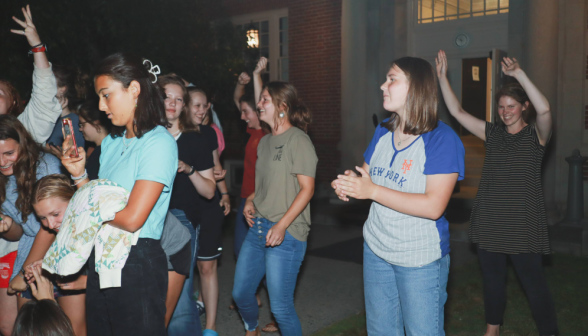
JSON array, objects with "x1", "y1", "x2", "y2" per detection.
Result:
[{"x1": 18, "y1": 63, "x2": 62, "y2": 144}]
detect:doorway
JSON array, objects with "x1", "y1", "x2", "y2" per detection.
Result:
[{"x1": 460, "y1": 58, "x2": 488, "y2": 136}]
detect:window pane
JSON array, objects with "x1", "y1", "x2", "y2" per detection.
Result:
[
  {"x1": 459, "y1": 0, "x2": 471, "y2": 14},
  {"x1": 261, "y1": 34, "x2": 269, "y2": 47},
  {"x1": 261, "y1": 47, "x2": 269, "y2": 58},
  {"x1": 280, "y1": 31, "x2": 288, "y2": 44},
  {"x1": 280, "y1": 58, "x2": 289, "y2": 81},
  {"x1": 446, "y1": 0, "x2": 458, "y2": 15},
  {"x1": 486, "y1": 10, "x2": 498, "y2": 15},
  {"x1": 486, "y1": 0, "x2": 498, "y2": 10},
  {"x1": 261, "y1": 21, "x2": 269, "y2": 33},
  {"x1": 472, "y1": 0, "x2": 484, "y2": 12},
  {"x1": 447, "y1": 15, "x2": 458, "y2": 20},
  {"x1": 499, "y1": 0, "x2": 509, "y2": 8},
  {"x1": 422, "y1": 0, "x2": 433, "y2": 19},
  {"x1": 252, "y1": 22, "x2": 259, "y2": 30},
  {"x1": 280, "y1": 44, "x2": 288, "y2": 57},
  {"x1": 433, "y1": 0, "x2": 445, "y2": 17},
  {"x1": 473, "y1": 11, "x2": 484, "y2": 16},
  {"x1": 499, "y1": 8, "x2": 509, "y2": 13},
  {"x1": 280, "y1": 17, "x2": 288, "y2": 30}
]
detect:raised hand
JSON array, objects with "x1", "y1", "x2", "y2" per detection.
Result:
[
  {"x1": 501, "y1": 57, "x2": 521, "y2": 77},
  {"x1": 238, "y1": 72, "x2": 251, "y2": 85},
  {"x1": 61, "y1": 135, "x2": 86, "y2": 178},
  {"x1": 253, "y1": 57, "x2": 268, "y2": 75},
  {"x1": 435, "y1": 50, "x2": 448, "y2": 79},
  {"x1": 10, "y1": 5, "x2": 41, "y2": 47}
]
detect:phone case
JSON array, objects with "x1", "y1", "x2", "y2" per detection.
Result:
[{"x1": 62, "y1": 118, "x2": 79, "y2": 157}]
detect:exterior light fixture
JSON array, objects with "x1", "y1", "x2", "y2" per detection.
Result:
[{"x1": 246, "y1": 24, "x2": 259, "y2": 48}]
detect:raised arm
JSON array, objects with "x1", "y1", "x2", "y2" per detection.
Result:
[
  {"x1": 11, "y1": 5, "x2": 62, "y2": 144},
  {"x1": 501, "y1": 57, "x2": 552, "y2": 146},
  {"x1": 253, "y1": 57, "x2": 267, "y2": 104},
  {"x1": 233, "y1": 72, "x2": 251, "y2": 109},
  {"x1": 436, "y1": 50, "x2": 486, "y2": 141}
]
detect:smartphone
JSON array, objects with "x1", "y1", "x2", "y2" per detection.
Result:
[{"x1": 62, "y1": 118, "x2": 79, "y2": 157}]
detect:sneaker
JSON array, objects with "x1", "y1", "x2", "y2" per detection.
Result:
[{"x1": 196, "y1": 301, "x2": 206, "y2": 316}]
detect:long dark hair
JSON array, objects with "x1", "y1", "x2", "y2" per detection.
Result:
[
  {"x1": 53, "y1": 65, "x2": 86, "y2": 111},
  {"x1": 0, "y1": 80, "x2": 24, "y2": 117},
  {"x1": 0, "y1": 115, "x2": 43, "y2": 222},
  {"x1": 94, "y1": 53, "x2": 168, "y2": 138},
  {"x1": 158, "y1": 75, "x2": 197, "y2": 132},
  {"x1": 77, "y1": 98, "x2": 112, "y2": 135},
  {"x1": 11, "y1": 300, "x2": 75, "y2": 336},
  {"x1": 381, "y1": 57, "x2": 438, "y2": 135},
  {"x1": 265, "y1": 81, "x2": 311, "y2": 133}
]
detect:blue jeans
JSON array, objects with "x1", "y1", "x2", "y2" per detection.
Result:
[
  {"x1": 168, "y1": 209, "x2": 202, "y2": 336},
  {"x1": 363, "y1": 242, "x2": 449, "y2": 336},
  {"x1": 232, "y1": 217, "x2": 306, "y2": 336},
  {"x1": 234, "y1": 198, "x2": 249, "y2": 258}
]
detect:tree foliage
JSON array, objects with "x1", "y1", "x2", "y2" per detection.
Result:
[{"x1": 0, "y1": 0, "x2": 257, "y2": 126}]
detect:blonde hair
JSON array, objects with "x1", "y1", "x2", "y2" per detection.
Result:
[{"x1": 32, "y1": 174, "x2": 76, "y2": 205}]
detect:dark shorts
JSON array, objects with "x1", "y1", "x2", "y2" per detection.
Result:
[
  {"x1": 197, "y1": 206, "x2": 225, "y2": 261},
  {"x1": 169, "y1": 241, "x2": 191, "y2": 277},
  {"x1": 18, "y1": 271, "x2": 86, "y2": 300}
]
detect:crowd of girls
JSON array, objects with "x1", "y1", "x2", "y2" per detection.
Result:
[{"x1": 0, "y1": 4, "x2": 559, "y2": 336}]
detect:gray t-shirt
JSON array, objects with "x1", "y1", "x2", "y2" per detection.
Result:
[
  {"x1": 253, "y1": 127, "x2": 318, "y2": 241},
  {"x1": 161, "y1": 212, "x2": 191, "y2": 270}
]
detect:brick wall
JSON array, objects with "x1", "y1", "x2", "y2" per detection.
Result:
[{"x1": 222, "y1": 0, "x2": 342, "y2": 184}]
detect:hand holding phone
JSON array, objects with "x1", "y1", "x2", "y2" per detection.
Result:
[{"x1": 62, "y1": 118, "x2": 79, "y2": 158}]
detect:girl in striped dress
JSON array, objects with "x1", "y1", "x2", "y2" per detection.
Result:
[{"x1": 436, "y1": 50, "x2": 558, "y2": 335}]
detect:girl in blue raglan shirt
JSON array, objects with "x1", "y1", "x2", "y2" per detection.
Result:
[{"x1": 332, "y1": 57, "x2": 464, "y2": 336}]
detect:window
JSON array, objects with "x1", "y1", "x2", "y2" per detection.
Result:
[
  {"x1": 417, "y1": 0, "x2": 509, "y2": 24},
  {"x1": 232, "y1": 9, "x2": 289, "y2": 82}
]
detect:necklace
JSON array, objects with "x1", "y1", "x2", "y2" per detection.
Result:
[
  {"x1": 121, "y1": 133, "x2": 135, "y2": 156},
  {"x1": 171, "y1": 129, "x2": 181, "y2": 137},
  {"x1": 396, "y1": 132, "x2": 412, "y2": 146}
]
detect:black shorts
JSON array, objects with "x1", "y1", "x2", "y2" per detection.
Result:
[
  {"x1": 197, "y1": 206, "x2": 225, "y2": 261},
  {"x1": 169, "y1": 241, "x2": 192, "y2": 277}
]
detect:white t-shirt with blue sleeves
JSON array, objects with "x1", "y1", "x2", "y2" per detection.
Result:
[
  {"x1": 99, "y1": 125, "x2": 178, "y2": 240},
  {"x1": 363, "y1": 120, "x2": 465, "y2": 267}
]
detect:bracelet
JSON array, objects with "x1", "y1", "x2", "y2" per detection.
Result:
[
  {"x1": 74, "y1": 177, "x2": 87, "y2": 186},
  {"x1": 30, "y1": 42, "x2": 43, "y2": 49},
  {"x1": 71, "y1": 170, "x2": 87, "y2": 181},
  {"x1": 221, "y1": 192, "x2": 228, "y2": 196},
  {"x1": 186, "y1": 166, "x2": 196, "y2": 176},
  {"x1": 28, "y1": 44, "x2": 47, "y2": 55}
]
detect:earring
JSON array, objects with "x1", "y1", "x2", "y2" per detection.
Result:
[
  {"x1": 135, "y1": 99, "x2": 138, "y2": 108},
  {"x1": 279, "y1": 113, "x2": 284, "y2": 118}
]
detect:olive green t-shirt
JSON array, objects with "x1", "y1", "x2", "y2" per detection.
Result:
[{"x1": 253, "y1": 126, "x2": 318, "y2": 241}]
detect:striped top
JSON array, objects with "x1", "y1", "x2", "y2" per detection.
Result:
[
  {"x1": 363, "y1": 120, "x2": 465, "y2": 267},
  {"x1": 469, "y1": 122, "x2": 550, "y2": 254}
]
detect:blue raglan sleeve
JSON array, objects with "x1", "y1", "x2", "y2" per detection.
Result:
[
  {"x1": 363, "y1": 121, "x2": 390, "y2": 165},
  {"x1": 423, "y1": 122, "x2": 465, "y2": 180}
]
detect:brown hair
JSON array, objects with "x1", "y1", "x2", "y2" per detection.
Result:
[
  {"x1": 158, "y1": 75, "x2": 197, "y2": 132},
  {"x1": 381, "y1": 57, "x2": 438, "y2": 135},
  {"x1": 0, "y1": 80, "x2": 24, "y2": 117},
  {"x1": 11, "y1": 299, "x2": 75, "y2": 336},
  {"x1": 265, "y1": 81, "x2": 311, "y2": 133},
  {"x1": 32, "y1": 174, "x2": 75, "y2": 205},
  {"x1": 0, "y1": 115, "x2": 44, "y2": 222},
  {"x1": 495, "y1": 83, "x2": 536, "y2": 124}
]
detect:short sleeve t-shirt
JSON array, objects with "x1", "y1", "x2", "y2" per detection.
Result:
[
  {"x1": 253, "y1": 127, "x2": 318, "y2": 241},
  {"x1": 241, "y1": 128, "x2": 266, "y2": 198},
  {"x1": 99, "y1": 126, "x2": 178, "y2": 240},
  {"x1": 86, "y1": 145, "x2": 101, "y2": 181},
  {"x1": 169, "y1": 131, "x2": 215, "y2": 224},
  {"x1": 363, "y1": 120, "x2": 465, "y2": 267},
  {"x1": 200, "y1": 125, "x2": 218, "y2": 153}
]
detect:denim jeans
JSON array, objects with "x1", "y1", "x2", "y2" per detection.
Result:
[
  {"x1": 233, "y1": 198, "x2": 249, "y2": 258},
  {"x1": 167, "y1": 209, "x2": 203, "y2": 336},
  {"x1": 364, "y1": 242, "x2": 449, "y2": 336},
  {"x1": 86, "y1": 238, "x2": 168, "y2": 336},
  {"x1": 232, "y1": 217, "x2": 306, "y2": 336}
]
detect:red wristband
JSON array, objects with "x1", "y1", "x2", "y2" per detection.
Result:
[{"x1": 30, "y1": 45, "x2": 46, "y2": 53}]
